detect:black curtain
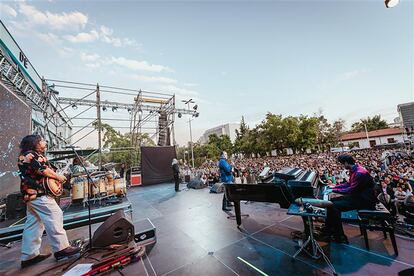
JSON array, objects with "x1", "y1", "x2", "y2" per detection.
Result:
[{"x1": 141, "y1": 146, "x2": 177, "y2": 185}]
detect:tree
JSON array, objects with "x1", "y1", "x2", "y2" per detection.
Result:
[
  {"x1": 92, "y1": 122, "x2": 155, "y2": 166},
  {"x1": 351, "y1": 115, "x2": 388, "y2": 132},
  {"x1": 234, "y1": 116, "x2": 250, "y2": 154},
  {"x1": 297, "y1": 115, "x2": 319, "y2": 152}
]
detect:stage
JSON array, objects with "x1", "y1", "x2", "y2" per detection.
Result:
[{"x1": 1, "y1": 183, "x2": 414, "y2": 275}]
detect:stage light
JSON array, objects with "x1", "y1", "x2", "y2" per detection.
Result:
[
  {"x1": 385, "y1": 0, "x2": 399, "y2": 8},
  {"x1": 127, "y1": 108, "x2": 132, "y2": 113},
  {"x1": 193, "y1": 104, "x2": 198, "y2": 110},
  {"x1": 71, "y1": 104, "x2": 77, "y2": 110},
  {"x1": 178, "y1": 113, "x2": 182, "y2": 118},
  {"x1": 194, "y1": 112, "x2": 199, "y2": 118},
  {"x1": 102, "y1": 106, "x2": 107, "y2": 111},
  {"x1": 112, "y1": 107, "x2": 118, "y2": 112}
]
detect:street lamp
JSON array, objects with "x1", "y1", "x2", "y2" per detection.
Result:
[{"x1": 182, "y1": 99, "x2": 196, "y2": 168}]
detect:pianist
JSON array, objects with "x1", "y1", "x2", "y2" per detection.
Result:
[{"x1": 323, "y1": 154, "x2": 376, "y2": 243}]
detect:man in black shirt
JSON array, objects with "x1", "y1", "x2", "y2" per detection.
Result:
[{"x1": 172, "y1": 158, "x2": 180, "y2": 192}]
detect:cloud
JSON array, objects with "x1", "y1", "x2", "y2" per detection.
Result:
[
  {"x1": 85, "y1": 62, "x2": 100, "y2": 69},
  {"x1": 36, "y1": 32, "x2": 62, "y2": 45},
  {"x1": 183, "y1": 83, "x2": 198, "y2": 87},
  {"x1": 159, "y1": 84, "x2": 199, "y2": 97},
  {"x1": 337, "y1": 69, "x2": 367, "y2": 82},
  {"x1": 64, "y1": 30, "x2": 99, "y2": 43},
  {"x1": 131, "y1": 75, "x2": 177, "y2": 84},
  {"x1": 80, "y1": 52, "x2": 100, "y2": 62},
  {"x1": 0, "y1": 3, "x2": 17, "y2": 17},
  {"x1": 64, "y1": 25, "x2": 140, "y2": 48},
  {"x1": 109, "y1": 56, "x2": 173, "y2": 73},
  {"x1": 18, "y1": 2, "x2": 88, "y2": 30}
]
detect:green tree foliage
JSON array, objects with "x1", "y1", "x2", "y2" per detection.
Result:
[
  {"x1": 91, "y1": 122, "x2": 155, "y2": 166},
  {"x1": 230, "y1": 113, "x2": 348, "y2": 156},
  {"x1": 351, "y1": 115, "x2": 388, "y2": 132}
]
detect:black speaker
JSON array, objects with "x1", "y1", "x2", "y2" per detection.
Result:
[
  {"x1": 92, "y1": 210, "x2": 134, "y2": 247},
  {"x1": 6, "y1": 193, "x2": 26, "y2": 220}
]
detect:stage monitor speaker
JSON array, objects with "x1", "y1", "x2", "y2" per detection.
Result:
[
  {"x1": 210, "y1": 182, "x2": 224, "y2": 193},
  {"x1": 92, "y1": 210, "x2": 134, "y2": 248}
]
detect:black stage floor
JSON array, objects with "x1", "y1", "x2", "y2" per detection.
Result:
[{"x1": 1, "y1": 183, "x2": 414, "y2": 275}]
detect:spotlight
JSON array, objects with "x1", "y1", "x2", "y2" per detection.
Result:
[
  {"x1": 112, "y1": 107, "x2": 118, "y2": 112},
  {"x1": 71, "y1": 104, "x2": 77, "y2": 110},
  {"x1": 178, "y1": 113, "x2": 182, "y2": 118},
  {"x1": 385, "y1": 0, "x2": 399, "y2": 8},
  {"x1": 127, "y1": 108, "x2": 132, "y2": 113},
  {"x1": 194, "y1": 112, "x2": 199, "y2": 118},
  {"x1": 102, "y1": 106, "x2": 107, "y2": 111},
  {"x1": 193, "y1": 104, "x2": 198, "y2": 110}
]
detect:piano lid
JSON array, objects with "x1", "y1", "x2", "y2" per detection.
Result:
[
  {"x1": 288, "y1": 170, "x2": 318, "y2": 187},
  {"x1": 273, "y1": 167, "x2": 303, "y2": 181}
]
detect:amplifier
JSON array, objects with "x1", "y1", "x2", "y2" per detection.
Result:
[{"x1": 134, "y1": 218, "x2": 156, "y2": 246}]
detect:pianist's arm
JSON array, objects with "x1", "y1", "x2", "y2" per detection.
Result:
[{"x1": 332, "y1": 173, "x2": 366, "y2": 194}]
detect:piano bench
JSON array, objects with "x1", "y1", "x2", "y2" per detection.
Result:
[{"x1": 357, "y1": 203, "x2": 398, "y2": 256}]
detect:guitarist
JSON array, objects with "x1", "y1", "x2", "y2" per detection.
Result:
[{"x1": 18, "y1": 135, "x2": 80, "y2": 268}]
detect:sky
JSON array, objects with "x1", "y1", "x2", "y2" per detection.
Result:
[{"x1": 1, "y1": 0, "x2": 413, "y2": 147}]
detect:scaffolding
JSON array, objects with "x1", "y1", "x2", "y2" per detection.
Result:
[
  {"x1": 48, "y1": 79, "x2": 198, "y2": 166},
  {"x1": 0, "y1": 24, "x2": 72, "y2": 149}
]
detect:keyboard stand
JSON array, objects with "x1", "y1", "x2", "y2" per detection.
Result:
[{"x1": 288, "y1": 204, "x2": 337, "y2": 276}]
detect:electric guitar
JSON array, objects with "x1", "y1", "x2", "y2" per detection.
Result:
[{"x1": 43, "y1": 177, "x2": 63, "y2": 197}]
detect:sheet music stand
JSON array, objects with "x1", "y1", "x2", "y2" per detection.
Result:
[{"x1": 288, "y1": 203, "x2": 337, "y2": 276}]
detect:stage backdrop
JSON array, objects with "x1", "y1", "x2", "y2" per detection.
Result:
[
  {"x1": 141, "y1": 146, "x2": 176, "y2": 185},
  {"x1": 0, "y1": 82, "x2": 32, "y2": 198}
]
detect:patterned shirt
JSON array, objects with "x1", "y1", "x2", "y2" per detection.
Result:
[{"x1": 17, "y1": 150, "x2": 50, "y2": 195}]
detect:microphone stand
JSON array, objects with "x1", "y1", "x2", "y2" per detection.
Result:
[{"x1": 67, "y1": 146, "x2": 95, "y2": 249}]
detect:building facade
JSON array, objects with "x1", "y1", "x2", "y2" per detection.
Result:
[
  {"x1": 398, "y1": 102, "x2": 414, "y2": 134},
  {"x1": 340, "y1": 128, "x2": 406, "y2": 149},
  {"x1": 199, "y1": 123, "x2": 240, "y2": 144}
]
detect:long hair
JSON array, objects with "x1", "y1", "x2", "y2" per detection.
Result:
[{"x1": 19, "y1": 134, "x2": 43, "y2": 154}]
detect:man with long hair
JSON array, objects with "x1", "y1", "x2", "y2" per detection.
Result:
[{"x1": 18, "y1": 135, "x2": 80, "y2": 268}]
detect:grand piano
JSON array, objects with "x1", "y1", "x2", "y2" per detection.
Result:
[{"x1": 224, "y1": 168, "x2": 320, "y2": 227}]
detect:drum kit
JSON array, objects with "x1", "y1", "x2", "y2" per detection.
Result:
[{"x1": 70, "y1": 170, "x2": 127, "y2": 205}]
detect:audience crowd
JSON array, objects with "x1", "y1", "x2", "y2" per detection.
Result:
[{"x1": 182, "y1": 147, "x2": 414, "y2": 217}]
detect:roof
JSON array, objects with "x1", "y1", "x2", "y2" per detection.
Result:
[{"x1": 341, "y1": 128, "x2": 403, "y2": 141}]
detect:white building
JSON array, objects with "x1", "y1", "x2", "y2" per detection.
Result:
[
  {"x1": 398, "y1": 102, "x2": 414, "y2": 133},
  {"x1": 199, "y1": 123, "x2": 240, "y2": 144},
  {"x1": 341, "y1": 128, "x2": 406, "y2": 149}
]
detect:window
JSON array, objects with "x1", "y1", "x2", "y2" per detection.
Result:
[
  {"x1": 387, "y1": 138, "x2": 395, "y2": 143},
  {"x1": 369, "y1": 140, "x2": 376, "y2": 147}
]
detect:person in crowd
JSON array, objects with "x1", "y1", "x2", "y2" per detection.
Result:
[
  {"x1": 172, "y1": 158, "x2": 180, "y2": 192},
  {"x1": 323, "y1": 154, "x2": 377, "y2": 244},
  {"x1": 18, "y1": 135, "x2": 80, "y2": 268},
  {"x1": 119, "y1": 163, "x2": 126, "y2": 179},
  {"x1": 219, "y1": 151, "x2": 233, "y2": 211}
]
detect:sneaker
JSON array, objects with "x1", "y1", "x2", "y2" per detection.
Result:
[
  {"x1": 54, "y1": 246, "x2": 81, "y2": 261},
  {"x1": 21, "y1": 253, "x2": 51, "y2": 268}
]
